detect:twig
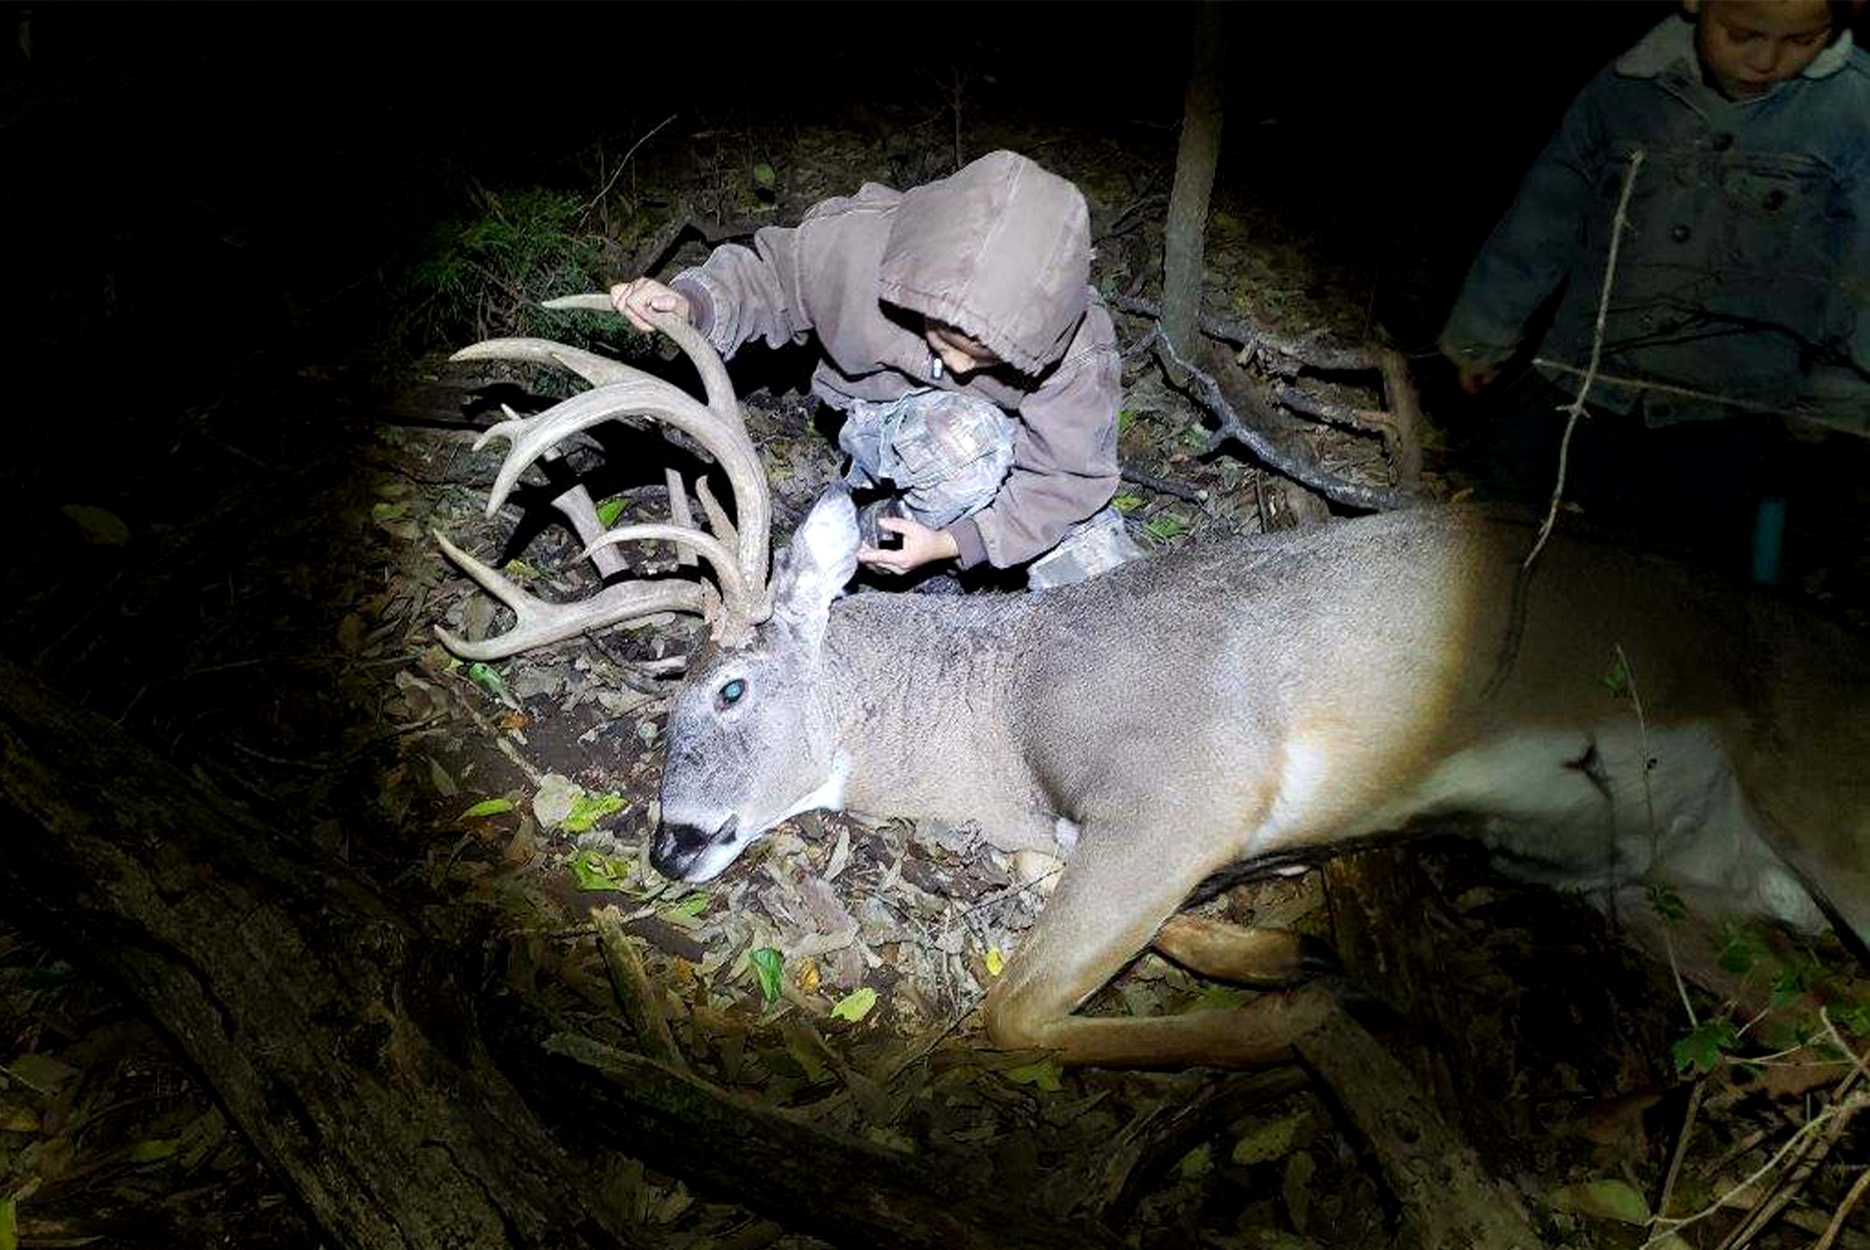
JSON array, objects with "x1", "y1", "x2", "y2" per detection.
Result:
[
  {"x1": 1526, "y1": 148, "x2": 1644, "y2": 569},
  {"x1": 1822, "y1": 1005, "x2": 1870, "y2": 1085},
  {"x1": 1529, "y1": 358, "x2": 1859, "y2": 425},
  {"x1": 1813, "y1": 1167, "x2": 1870, "y2": 1250},
  {"x1": 1119, "y1": 465, "x2": 1209, "y2": 508},
  {"x1": 594, "y1": 905, "x2": 687, "y2": 1071},
  {"x1": 1653, "y1": 1076, "x2": 1707, "y2": 1231},
  {"x1": 1710, "y1": 1084, "x2": 1862, "y2": 1250},
  {"x1": 1112, "y1": 294, "x2": 1378, "y2": 372},
  {"x1": 1145, "y1": 325, "x2": 1416, "y2": 511},
  {"x1": 1644, "y1": 1087, "x2": 1865, "y2": 1248},
  {"x1": 581, "y1": 113, "x2": 678, "y2": 214}
]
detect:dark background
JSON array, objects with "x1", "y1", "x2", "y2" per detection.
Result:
[
  {"x1": 0, "y1": 0, "x2": 1715, "y2": 587},
  {"x1": 3, "y1": 0, "x2": 1683, "y2": 409}
]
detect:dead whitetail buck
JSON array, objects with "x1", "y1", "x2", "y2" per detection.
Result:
[{"x1": 436, "y1": 299, "x2": 1870, "y2": 1068}]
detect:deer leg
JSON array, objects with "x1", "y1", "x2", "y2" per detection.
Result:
[
  {"x1": 984, "y1": 826, "x2": 1335, "y2": 1069},
  {"x1": 1152, "y1": 914, "x2": 1330, "y2": 988}
]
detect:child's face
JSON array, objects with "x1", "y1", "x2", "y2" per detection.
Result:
[
  {"x1": 923, "y1": 318, "x2": 1002, "y2": 378},
  {"x1": 1693, "y1": 0, "x2": 1834, "y2": 99}
]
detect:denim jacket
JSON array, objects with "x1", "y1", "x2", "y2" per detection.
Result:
[{"x1": 1441, "y1": 17, "x2": 1870, "y2": 428}]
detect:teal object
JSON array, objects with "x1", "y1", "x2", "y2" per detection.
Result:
[{"x1": 1751, "y1": 496, "x2": 1786, "y2": 587}]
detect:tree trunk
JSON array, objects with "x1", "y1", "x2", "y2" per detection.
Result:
[
  {"x1": 1159, "y1": 0, "x2": 1226, "y2": 383},
  {"x1": 0, "y1": 653, "x2": 640, "y2": 1250}
]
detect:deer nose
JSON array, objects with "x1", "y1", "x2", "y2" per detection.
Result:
[{"x1": 650, "y1": 816, "x2": 737, "y2": 877}]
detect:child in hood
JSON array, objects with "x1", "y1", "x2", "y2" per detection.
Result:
[
  {"x1": 1439, "y1": 0, "x2": 1870, "y2": 579},
  {"x1": 611, "y1": 150, "x2": 1143, "y2": 590}
]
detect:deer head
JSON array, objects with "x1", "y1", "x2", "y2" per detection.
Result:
[{"x1": 434, "y1": 296, "x2": 862, "y2": 880}]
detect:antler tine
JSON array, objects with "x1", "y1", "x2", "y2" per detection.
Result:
[
  {"x1": 579, "y1": 523, "x2": 754, "y2": 642},
  {"x1": 431, "y1": 529, "x2": 706, "y2": 660},
  {"x1": 540, "y1": 295, "x2": 740, "y2": 428},
  {"x1": 452, "y1": 312, "x2": 770, "y2": 596},
  {"x1": 477, "y1": 377, "x2": 770, "y2": 604},
  {"x1": 451, "y1": 337, "x2": 638, "y2": 389}
]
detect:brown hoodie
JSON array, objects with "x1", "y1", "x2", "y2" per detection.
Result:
[{"x1": 668, "y1": 150, "x2": 1121, "y2": 570}]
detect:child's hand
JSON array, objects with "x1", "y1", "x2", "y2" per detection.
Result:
[
  {"x1": 609, "y1": 278, "x2": 692, "y2": 333},
  {"x1": 857, "y1": 517, "x2": 959, "y2": 576}
]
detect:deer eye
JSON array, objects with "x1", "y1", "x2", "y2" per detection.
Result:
[{"x1": 718, "y1": 678, "x2": 747, "y2": 707}]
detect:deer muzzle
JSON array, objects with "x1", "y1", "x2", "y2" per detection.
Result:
[{"x1": 651, "y1": 814, "x2": 741, "y2": 882}]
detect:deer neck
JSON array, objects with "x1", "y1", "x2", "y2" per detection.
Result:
[{"x1": 817, "y1": 595, "x2": 1034, "y2": 828}]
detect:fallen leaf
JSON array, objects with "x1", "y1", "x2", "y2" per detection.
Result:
[
  {"x1": 1003, "y1": 1059, "x2": 1063, "y2": 1092},
  {"x1": 62, "y1": 504, "x2": 130, "y2": 546},
  {"x1": 749, "y1": 948, "x2": 785, "y2": 1005},
  {"x1": 1550, "y1": 1178, "x2": 1650, "y2": 1226},
  {"x1": 829, "y1": 987, "x2": 878, "y2": 1023}
]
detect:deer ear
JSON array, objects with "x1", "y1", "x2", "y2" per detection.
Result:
[{"x1": 769, "y1": 487, "x2": 859, "y2": 643}]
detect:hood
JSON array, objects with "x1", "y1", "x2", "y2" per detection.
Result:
[{"x1": 876, "y1": 150, "x2": 1091, "y2": 376}]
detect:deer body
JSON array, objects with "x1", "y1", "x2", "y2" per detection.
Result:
[{"x1": 438, "y1": 308, "x2": 1868, "y2": 1070}]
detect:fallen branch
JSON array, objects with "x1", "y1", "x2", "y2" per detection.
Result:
[
  {"x1": 1148, "y1": 325, "x2": 1418, "y2": 511},
  {"x1": 1113, "y1": 294, "x2": 1380, "y2": 373}
]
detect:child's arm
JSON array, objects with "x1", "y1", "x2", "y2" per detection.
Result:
[
  {"x1": 947, "y1": 326, "x2": 1123, "y2": 570},
  {"x1": 1799, "y1": 157, "x2": 1870, "y2": 431},
  {"x1": 1439, "y1": 87, "x2": 1609, "y2": 387},
  {"x1": 666, "y1": 224, "x2": 814, "y2": 358}
]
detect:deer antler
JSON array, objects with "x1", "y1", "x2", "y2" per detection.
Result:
[{"x1": 433, "y1": 306, "x2": 771, "y2": 657}]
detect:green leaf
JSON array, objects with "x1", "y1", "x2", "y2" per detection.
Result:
[
  {"x1": 1177, "y1": 1143, "x2": 1213, "y2": 1179},
  {"x1": 749, "y1": 947, "x2": 785, "y2": 1005},
  {"x1": 1647, "y1": 881, "x2": 1686, "y2": 923},
  {"x1": 19, "y1": 960, "x2": 76, "y2": 989},
  {"x1": 1117, "y1": 409, "x2": 1138, "y2": 433},
  {"x1": 1111, "y1": 492, "x2": 1145, "y2": 512},
  {"x1": 1672, "y1": 1019, "x2": 1739, "y2": 1075},
  {"x1": 460, "y1": 798, "x2": 516, "y2": 819},
  {"x1": 371, "y1": 500, "x2": 407, "y2": 522},
  {"x1": 129, "y1": 1137, "x2": 181, "y2": 1163},
  {"x1": 595, "y1": 496, "x2": 627, "y2": 527},
  {"x1": 829, "y1": 987, "x2": 878, "y2": 1023},
  {"x1": 466, "y1": 662, "x2": 507, "y2": 696},
  {"x1": 1231, "y1": 1112, "x2": 1307, "y2": 1164},
  {"x1": 660, "y1": 891, "x2": 709, "y2": 920},
  {"x1": 1003, "y1": 1059, "x2": 1064, "y2": 1092},
  {"x1": 0, "y1": 1196, "x2": 16, "y2": 1250},
  {"x1": 567, "y1": 848, "x2": 632, "y2": 892},
  {"x1": 1143, "y1": 515, "x2": 1189, "y2": 542},
  {"x1": 783, "y1": 1034, "x2": 829, "y2": 1083},
  {"x1": 562, "y1": 791, "x2": 626, "y2": 834},
  {"x1": 1833, "y1": 1001, "x2": 1870, "y2": 1036},
  {"x1": 1602, "y1": 650, "x2": 1633, "y2": 700},
  {"x1": 62, "y1": 504, "x2": 131, "y2": 546},
  {"x1": 1770, "y1": 950, "x2": 1829, "y2": 1000},
  {"x1": 1550, "y1": 1177, "x2": 1650, "y2": 1225},
  {"x1": 1716, "y1": 921, "x2": 1769, "y2": 974},
  {"x1": 752, "y1": 162, "x2": 777, "y2": 190},
  {"x1": 1188, "y1": 984, "x2": 1251, "y2": 1012}
]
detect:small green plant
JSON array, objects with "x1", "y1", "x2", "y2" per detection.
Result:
[{"x1": 380, "y1": 185, "x2": 652, "y2": 381}]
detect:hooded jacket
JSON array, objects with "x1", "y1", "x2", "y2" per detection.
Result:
[
  {"x1": 1440, "y1": 17, "x2": 1870, "y2": 429},
  {"x1": 668, "y1": 151, "x2": 1120, "y2": 569}
]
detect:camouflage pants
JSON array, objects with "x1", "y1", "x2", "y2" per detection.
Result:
[{"x1": 837, "y1": 388, "x2": 1145, "y2": 588}]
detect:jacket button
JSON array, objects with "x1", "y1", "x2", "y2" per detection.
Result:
[
  {"x1": 1671, "y1": 224, "x2": 1692, "y2": 243},
  {"x1": 1712, "y1": 132, "x2": 1734, "y2": 152}
]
